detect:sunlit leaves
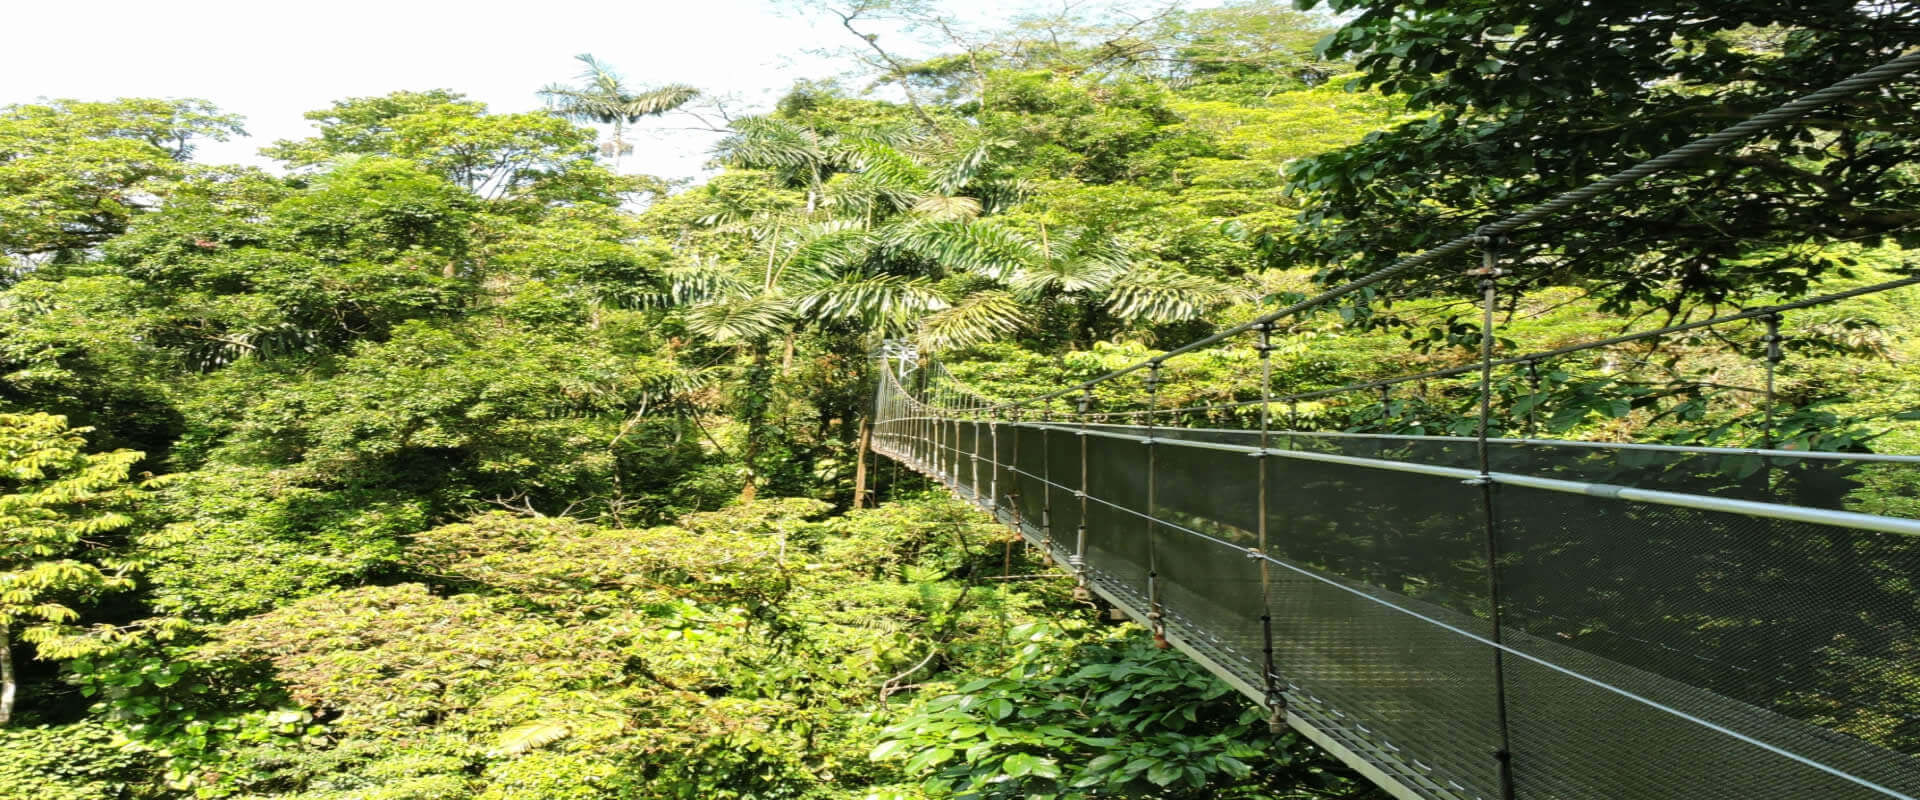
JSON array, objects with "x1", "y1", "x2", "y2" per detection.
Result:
[
  {"x1": 0, "y1": 98, "x2": 244, "y2": 257},
  {"x1": 1102, "y1": 268, "x2": 1228, "y2": 323},
  {"x1": 0, "y1": 413, "x2": 142, "y2": 722},
  {"x1": 876, "y1": 631, "x2": 1349, "y2": 798},
  {"x1": 892, "y1": 219, "x2": 1039, "y2": 281},
  {"x1": 683, "y1": 293, "x2": 795, "y2": 345},
  {"x1": 795, "y1": 274, "x2": 949, "y2": 331},
  {"x1": 917, "y1": 290, "x2": 1024, "y2": 350}
]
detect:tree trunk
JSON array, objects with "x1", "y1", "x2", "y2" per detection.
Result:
[
  {"x1": 738, "y1": 341, "x2": 772, "y2": 503},
  {"x1": 1, "y1": 622, "x2": 15, "y2": 727},
  {"x1": 852, "y1": 416, "x2": 872, "y2": 508}
]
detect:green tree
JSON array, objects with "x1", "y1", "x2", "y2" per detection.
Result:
[
  {"x1": 0, "y1": 413, "x2": 141, "y2": 726},
  {"x1": 263, "y1": 90, "x2": 601, "y2": 199},
  {"x1": 1287, "y1": 0, "x2": 1920, "y2": 312},
  {"x1": 0, "y1": 98, "x2": 243, "y2": 261}
]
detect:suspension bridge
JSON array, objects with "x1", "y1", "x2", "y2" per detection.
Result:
[{"x1": 867, "y1": 50, "x2": 1920, "y2": 800}]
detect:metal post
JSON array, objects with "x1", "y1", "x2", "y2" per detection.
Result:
[
  {"x1": 1144, "y1": 361, "x2": 1166, "y2": 648},
  {"x1": 1378, "y1": 384, "x2": 1393, "y2": 431},
  {"x1": 1762, "y1": 313, "x2": 1784, "y2": 450},
  {"x1": 932, "y1": 389, "x2": 944, "y2": 483},
  {"x1": 970, "y1": 408, "x2": 983, "y2": 505},
  {"x1": 1254, "y1": 322, "x2": 1286, "y2": 729},
  {"x1": 1005, "y1": 409, "x2": 1020, "y2": 537},
  {"x1": 1072, "y1": 386, "x2": 1094, "y2": 601},
  {"x1": 1040, "y1": 401, "x2": 1055, "y2": 560},
  {"x1": 1523, "y1": 359, "x2": 1542, "y2": 440},
  {"x1": 990, "y1": 414, "x2": 1002, "y2": 516},
  {"x1": 1471, "y1": 230, "x2": 1518, "y2": 800}
]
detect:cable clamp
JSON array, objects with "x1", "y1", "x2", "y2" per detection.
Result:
[
  {"x1": 1462, "y1": 475, "x2": 1492, "y2": 487},
  {"x1": 1244, "y1": 546, "x2": 1266, "y2": 560}
]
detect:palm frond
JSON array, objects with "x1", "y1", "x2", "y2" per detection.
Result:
[
  {"x1": 777, "y1": 220, "x2": 872, "y2": 283},
  {"x1": 1011, "y1": 255, "x2": 1124, "y2": 300},
  {"x1": 917, "y1": 290, "x2": 1025, "y2": 351},
  {"x1": 930, "y1": 139, "x2": 996, "y2": 196},
  {"x1": 796, "y1": 274, "x2": 948, "y2": 329},
  {"x1": 489, "y1": 721, "x2": 571, "y2": 757},
  {"x1": 683, "y1": 294, "x2": 793, "y2": 345},
  {"x1": 621, "y1": 85, "x2": 699, "y2": 117},
  {"x1": 910, "y1": 195, "x2": 982, "y2": 221},
  {"x1": 823, "y1": 172, "x2": 918, "y2": 219},
  {"x1": 715, "y1": 117, "x2": 824, "y2": 171},
  {"x1": 844, "y1": 138, "x2": 931, "y2": 200},
  {"x1": 892, "y1": 219, "x2": 1040, "y2": 281},
  {"x1": 663, "y1": 260, "x2": 752, "y2": 305},
  {"x1": 1102, "y1": 268, "x2": 1225, "y2": 324},
  {"x1": 973, "y1": 176, "x2": 1036, "y2": 215},
  {"x1": 539, "y1": 54, "x2": 698, "y2": 124}
]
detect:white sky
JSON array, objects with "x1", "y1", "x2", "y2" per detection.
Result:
[{"x1": 0, "y1": 0, "x2": 1149, "y2": 181}]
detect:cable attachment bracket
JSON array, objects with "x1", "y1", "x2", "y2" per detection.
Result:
[
  {"x1": 1762, "y1": 313, "x2": 1785, "y2": 365},
  {"x1": 1468, "y1": 227, "x2": 1510, "y2": 278},
  {"x1": 1265, "y1": 688, "x2": 1290, "y2": 734},
  {"x1": 1252, "y1": 321, "x2": 1277, "y2": 355}
]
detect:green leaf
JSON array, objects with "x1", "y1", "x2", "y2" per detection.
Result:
[
  {"x1": 1146, "y1": 761, "x2": 1182, "y2": 786},
  {"x1": 904, "y1": 747, "x2": 955, "y2": 773}
]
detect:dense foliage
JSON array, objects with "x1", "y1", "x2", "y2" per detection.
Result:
[{"x1": 1, "y1": 0, "x2": 1915, "y2": 797}]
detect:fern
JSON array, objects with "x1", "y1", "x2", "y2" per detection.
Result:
[{"x1": 489, "y1": 721, "x2": 571, "y2": 757}]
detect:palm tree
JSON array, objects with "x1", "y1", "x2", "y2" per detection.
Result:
[
  {"x1": 697, "y1": 126, "x2": 1225, "y2": 351},
  {"x1": 538, "y1": 54, "x2": 698, "y2": 172}
]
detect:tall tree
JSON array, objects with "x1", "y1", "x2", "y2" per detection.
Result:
[
  {"x1": 0, "y1": 99, "x2": 243, "y2": 262},
  {"x1": 538, "y1": 54, "x2": 699, "y2": 173},
  {"x1": 1286, "y1": 0, "x2": 1920, "y2": 313},
  {"x1": 262, "y1": 90, "x2": 598, "y2": 200}
]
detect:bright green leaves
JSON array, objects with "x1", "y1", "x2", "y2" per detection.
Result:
[
  {"x1": 0, "y1": 722, "x2": 149, "y2": 800},
  {"x1": 874, "y1": 630, "x2": 1361, "y2": 798},
  {"x1": 264, "y1": 89, "x2": 600, "y2": 198},
  {"x1": 917, "y1": 290, "x2": 1024, "y2": 352},
  {"x1": 0, "y1": 98, "x2": 244, "y2": 258},
  {"x1": 1286, "y1": 1, "x2": 1920, "y2": 312},
  {"x1": 0, "y1": 413, "x2": 143, "y2": 724}
]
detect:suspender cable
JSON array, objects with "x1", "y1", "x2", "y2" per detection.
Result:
[
  {"x1": 1144, "y1": 361, "x2": 1166, "y2": 648},
  {"x1": 1472, "y1": 231, "x2": 1518, "y2": 800}
]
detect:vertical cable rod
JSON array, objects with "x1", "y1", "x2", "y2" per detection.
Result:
[
  {"x1": 1144, "y1": 361, "x2": 1166, "y2": 648},
  {"x1": 1073, "y1": 386, "x2": 1093, "y2": 598},
  {"x1": 1762, "y1": 313, "x2": 1785, "y2": 450},
  {"x1": 1253, "y1": 322, "x2": 1285, "y2": 728},
  {"x1": 1472, "y1": 231, "x2": 1518, "y2": 800}
]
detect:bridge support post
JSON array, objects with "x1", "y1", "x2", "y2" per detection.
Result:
[
  {"x1": 1143, "y1": 361, "x2": 1168, "y2": 649},
  {"x1": 1521, "y1": 359, "x2": 1541, "y2": 440},
  {"x1": 1071, "y1": 387, "x2": 1094, "y2": 602},
  {"x1": 969, "y1": 414, "x2": 983, "y2": 505},
  {"x1": 1761, "y1": 312, "x2": 1784, "y2": 449},
  {"x1": 1039, "y1": 403, "x2": 1054, "y2": 564},
  {"x1": 1253, "y1": 322, "x2": 1287, "y2": 730},
  {"x1": 1471, "y1": 229, "x2": 1518, "y2": 800}
]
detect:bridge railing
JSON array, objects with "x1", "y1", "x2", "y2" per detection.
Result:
[{"x1": 868, "y1": 47, "x2": 1920, "y2": 800}]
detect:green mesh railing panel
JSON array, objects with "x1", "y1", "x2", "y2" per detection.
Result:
[{"x1": 870, "y1": 393, "x2": 1920, "y2": 800}]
